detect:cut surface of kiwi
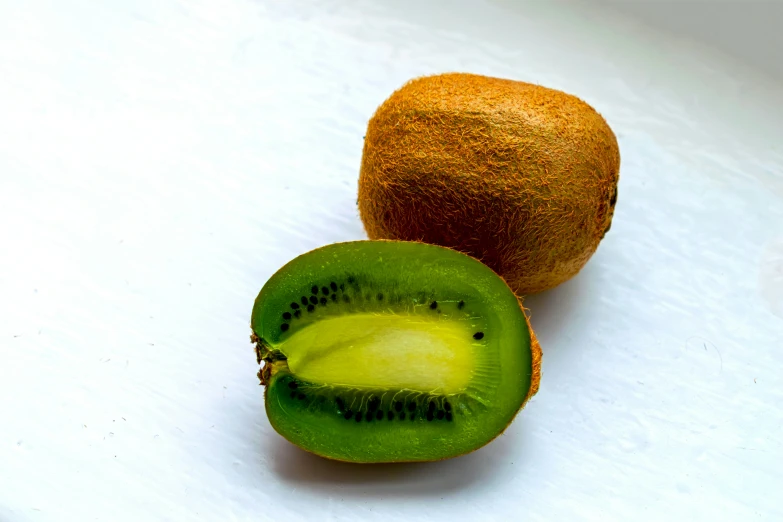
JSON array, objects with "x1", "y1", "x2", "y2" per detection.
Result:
[{"x1": 251, "y1": 240, "x2": 539, "y2": 463}]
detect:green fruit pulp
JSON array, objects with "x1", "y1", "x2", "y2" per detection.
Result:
[{"x1": 251, "y1": 240, "x2": 533, "y2": 462}]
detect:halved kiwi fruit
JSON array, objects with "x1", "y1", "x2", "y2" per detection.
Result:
[{"x1": 251, "y1": 240, "x2": 541, "y2": 463}]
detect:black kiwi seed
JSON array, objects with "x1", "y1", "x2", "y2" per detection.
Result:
[
  {"x1": 473, "y1": 332, "x2": 484, "y2": 340},
  {"x1": 336, "y1": 397, "x2": 345, "y2": 410},
  {"x1": 444, "y1": 401, "x2": 452, "y2": 412},
  {"x1": 347, "y1": 276, "x2": 355, "y2": 284},
  {"x1": 309, "y1": 296, "x2": 318, "y2": 305},
  {"x1": 430, "y1": 301, "x2": 438, "y2": 310},
  {"x1": 437, "y1": 410, "x2": 445, "y2": 420},
  {"x1": 458, "y1": 300, "x2": 465, "y2": 310},
  {"x1": 290, "y1": 391, "x2": 297, "y2": 398},
  {"x1": 428, "y1": 401, "x2": 436, "y2": 413},
  {"x1": 339, "y1": 283, "x2": 345, "y2": 292},
  {"x1": 399, "y1": 412, "x2": 406, "y2": 420},
  {"x1": 330, "y1": 282, "x2": 337, "y2": 291},
  {"x1": 366, "y1": 413, "x2": 372, "y2": 422},
  {"x1": 294, "y1": 310, "x2": 301, "y2": 318},
  {"x1": 394, "y1": 401, "x2": 403, "y2": 412},
  {"x1": 307, "y1": 304, "x2": 315, "y2": 312},
  {"x1": 446, "y1": 412, "x2": 453, "y2": 422},
  {"x1": 427, "y1": 411, "x2": 434, "y2": 421},
  {"x1": 319, "y1": 297, "x2": 327, "y2": 305},
  {"x1": 369, "y1": 397, "x2": 380, "y2": 411},
  {"x1": 387, "y1": 411, "x2": 394, "y2": 421},
  {"x1": 342, "y1": 295, "x2": 350, "y2": 303},
  {"x1": 376, "y1": 410, "x2": 383, "y2": 420},
  {"x1": 311, "y1": 285, "x2": 318, "y2": 294},
  {"x1": 301, "y1": 297, "x2": 308, "y2": 306},
  {"x1": 377, "y1": 293, "x2": 383, "y2": 300},
  {"x1": 280, "y1": 323, "x2": 289, "y2": 332},
  {"x1": 407, "y1": 402, "x2": 416, "y2": 412},
  {"x1": 355, "y1": 412, "x2": 363, "y2": 422},
  {"x1": 321, "y1": 286, "x2": 329, "y2": 295},
  {"x1": 288, "y1": 382, "x2": 298, "y2": 389},
  {"x1": 290, "y1": 302, "x2": 300, "y2": 310},
  {"x1": 331, "y1": 294, "x2": 337, "y2": 302},
  {"x1": 344, "y1": 410, "x2": 353, "y2": 420},
  {"x1": 282, "y1": 312, "x2": 291, "y2": 320},
  {"x1": 297, "y1": 393, "x2": 305, "y2": 400}
]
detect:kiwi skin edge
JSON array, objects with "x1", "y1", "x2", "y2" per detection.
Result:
[{"x1": 251, "y1": 240, "x2": 542, "y2": 464}]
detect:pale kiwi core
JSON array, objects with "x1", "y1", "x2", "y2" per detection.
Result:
[{"x1": 282, "y1": 313, "x2": 476, "y2": 393}]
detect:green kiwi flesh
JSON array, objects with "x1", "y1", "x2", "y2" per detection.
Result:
[{"x1": 251, "y1": 240, "x2": 535, "y2": 463}]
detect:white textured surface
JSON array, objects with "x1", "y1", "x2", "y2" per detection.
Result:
[{"x1": 1, "y1": 1, "x2": 782, "y2": 521}]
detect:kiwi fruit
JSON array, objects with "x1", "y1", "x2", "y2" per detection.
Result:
[
  {"x1": 358, "y1": 72, "x2": 620, "y2": 295},
  {"x1": 251, "y1": 240, "x2": 541, "y2": 463}
]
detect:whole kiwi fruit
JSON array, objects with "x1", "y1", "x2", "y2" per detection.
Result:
[{"x1": 358, "y1": 72, "x2": 620, "y2": 295}]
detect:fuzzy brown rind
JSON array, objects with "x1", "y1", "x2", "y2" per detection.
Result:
[
  {"x1": 525, "y1": 312, "x2": 542, "y2": 400},
  {"x1": 358, "y1": 73, "x2": 620, "y2": 294}
]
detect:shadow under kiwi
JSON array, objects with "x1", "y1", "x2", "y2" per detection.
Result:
[
  {"x1": 268, "y1": 415, "x2": 534, "y2": 498},
  {"x1": 521, "y1": 257, "x2": 607, "y2": 371}
]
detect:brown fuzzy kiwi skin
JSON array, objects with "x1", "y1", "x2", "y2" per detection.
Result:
[
  {"x1": 524, "y1": 310, "x2": 542, "y2": 400},
  {"x1": 252, "y1": 242, "x2": 542, "y2": 463},
  {"x1": 358, "y1": 72, "x2": 621, "y2": 295}
]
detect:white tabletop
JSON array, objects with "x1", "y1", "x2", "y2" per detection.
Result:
[{"x1": 1, "y1": 1, "x2": 782, "y2": 521}]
